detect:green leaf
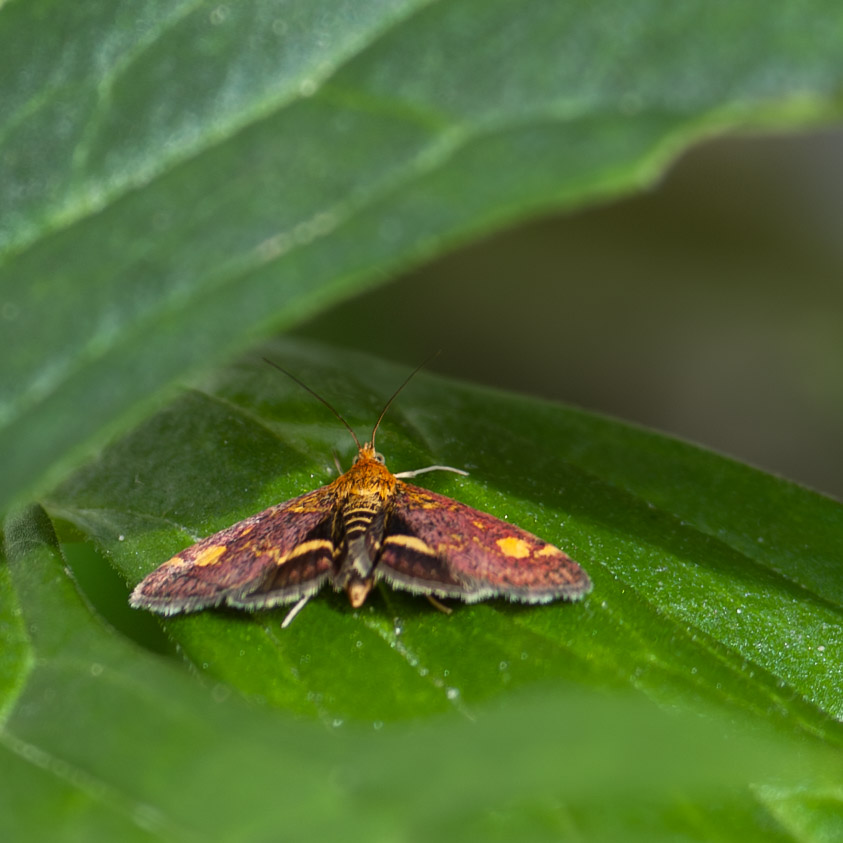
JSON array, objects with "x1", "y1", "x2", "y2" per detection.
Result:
[
  {"x1": 4, "y1": 347, "x2": 843, "y2": 839},
  {"x1": 4, "y1": 2, "x2": 843, "y2": 837},
  {"x1": 44, "y1": 342, "x2": 843, "y2": 730},
  {"x1": 1, "y1": 341, "x2": 831, "y2": 839},
  {"x1": 3, "y1": 0, "x2": 843, "y2": 514}
]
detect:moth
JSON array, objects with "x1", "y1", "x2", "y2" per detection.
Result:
[{"x1": 130, "y1": 361, "x2": 592, "y2": 626}]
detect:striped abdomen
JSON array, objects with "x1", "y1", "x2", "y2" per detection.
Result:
[{"x1": 333, "y1": 495, "x2": 389, "y2": 605}]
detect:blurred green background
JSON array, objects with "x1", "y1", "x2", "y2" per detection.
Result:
[{"x1": 298, "y1": 126, "x2": 843, "y2": 501}]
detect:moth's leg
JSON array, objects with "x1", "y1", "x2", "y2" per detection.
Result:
[
  {"x1": 394, "y1": 465, "x2": 469, "y2": 479},
  {"x1": 425, "y1": 594, "x2": 453, "y2": 615},
  {"x1": 280, "y1": 594, "x2": 311, "y2": 629}
]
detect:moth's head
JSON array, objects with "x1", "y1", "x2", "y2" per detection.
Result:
[
  {"x1": 354, "y1": 442, "x2": 386, "y2": 466},
  {"x1": 338, "y1": 441, "x2": 395, "y2": 498}
]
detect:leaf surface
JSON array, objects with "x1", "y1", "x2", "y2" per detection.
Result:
[{"x1": 4, "y1": 0, "x2": 843, "y2": 512}]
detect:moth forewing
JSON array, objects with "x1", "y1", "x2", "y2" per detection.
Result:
[
  {"x1": 128, "y1": 488, "x2": 337, "y2": 614},
  {"x1": 375, "y1": 481, "x2": 591, "y2": 604}
]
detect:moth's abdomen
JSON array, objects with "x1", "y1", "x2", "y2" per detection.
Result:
[
  {"x1": 341, "y1": 501, "x2": 383, "y2": 543},
  {"x1": 337, "y1": 497, "x2": 388, "y2": 571},
  {"x1": 333, "y1": 496, "x2": 389, "y2": 606}
]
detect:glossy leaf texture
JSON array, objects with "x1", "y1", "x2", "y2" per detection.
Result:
[
  {"x1": 1, "y1": 340, "x2": 837, "y2": 840},
  {"x1": 3, "y1": 0, "x2": 843, "y2": 513},
  {"x1": 5, "y1": 507, "x2": 837, "y2": 843}
]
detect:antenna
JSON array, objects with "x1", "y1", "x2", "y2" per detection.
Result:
[
  {"x1": 262, "y1": 358, "x2": 362, "y2": 450},
  {"x1": 370, "y1": 351, "x2": 440, "y2": 448},
  {"x1": 264, "y1": 352, "x2": 440, "y2": 452}
]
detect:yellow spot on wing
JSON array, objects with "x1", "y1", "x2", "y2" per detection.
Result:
[
  {"x1": 383, "y1": 535, "x2": 436, "y2": 555},
  {"x1": 278, "y1": 539, "x2": 333, "y2": 565},
  {"x1": 496, "y1": 537, "x2": 531, "y2": 559},
  {"x1": 537, "y1": 544, "x2": 562, "y2": 557},
  {"x1": 193, "y1": 545, "x2": 228, "y2": 567}
]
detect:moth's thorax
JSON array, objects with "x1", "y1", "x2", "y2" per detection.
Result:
[{"x1": 331, "y1": 445, "x2": 396, "y2": 502}]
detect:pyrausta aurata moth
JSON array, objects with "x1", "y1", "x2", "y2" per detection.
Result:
[{"x1": 130, "y1": 361, "x2": 592, "y2": 626}]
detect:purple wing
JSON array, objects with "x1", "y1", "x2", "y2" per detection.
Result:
[
  {"x1": 376, "y1": 482, "x2": 591, "y2": 603},
  {"x1": 130, "y1": 487, "x2": 335, "y2": 615}
]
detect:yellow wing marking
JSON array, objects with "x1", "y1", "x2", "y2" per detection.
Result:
[
  {"x1": 382, "y1": 534, "x2": 437, "y2": 555},
  {"x1": 193, "y1": 545, "x2": 228, "y2": 567},
  {"x1": 495, "y1": 536, "x2": 531, "y2": 559},
  {"x1": 277, "y1": 539, "x2": 333, "y2": 566}
]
